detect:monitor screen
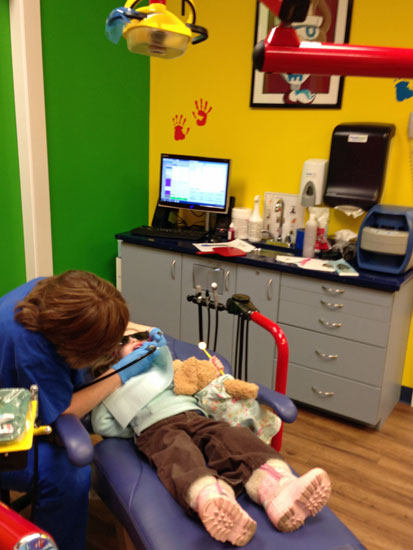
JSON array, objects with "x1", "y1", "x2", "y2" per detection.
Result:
[{"x1": 158, "y1": 153, "x2": 230, "y2": 214}]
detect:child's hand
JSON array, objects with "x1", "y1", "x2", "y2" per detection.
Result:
[
  {"x1": 114, "y1": 341, "x2": 158, "y2": 384},
  {"x1": 149, "y1": 328, "x2": 167, "y2": 348},
  {"x1": 211, "y1": 356, "x2": 225, "y2": 375}
]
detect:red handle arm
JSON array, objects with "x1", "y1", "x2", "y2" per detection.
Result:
[{"x1": 250, "y1": 310, "x2": 289, "y2": 451}]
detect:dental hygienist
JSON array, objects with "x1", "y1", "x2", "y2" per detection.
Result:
[{"x1": 0, "y1": 270, "x2": 158, "y2": 550}]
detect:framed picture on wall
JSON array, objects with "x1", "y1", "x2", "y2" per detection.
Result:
[{"x1": 250, "y1": 0, "x2": 353, "y2": 109}]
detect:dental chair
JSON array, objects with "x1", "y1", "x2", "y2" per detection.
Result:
[{"x1": 92, "y1": 334, "x2": 366, "y2": 550}]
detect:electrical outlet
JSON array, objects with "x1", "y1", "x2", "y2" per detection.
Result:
[{"x1": 408, "y1": 112, "x2": 413, "y2": 138}]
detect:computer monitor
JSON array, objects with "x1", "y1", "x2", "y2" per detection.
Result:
[{"x1": 158, "y1": 153, "x2": 230, "y2": 230}]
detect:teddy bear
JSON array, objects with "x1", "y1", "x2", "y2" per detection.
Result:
[{"x1": 173, "y1": 356, "x2": 281, "y2": 445}]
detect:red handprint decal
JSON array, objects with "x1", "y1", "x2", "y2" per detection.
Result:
[
  {"x1": 192, "y1": 98, "x2": 212, "y2": 126},
  {"x1": 172, "y1": 115, "x2": 190, "y2": 141}
]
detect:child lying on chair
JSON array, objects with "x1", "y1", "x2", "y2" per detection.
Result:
[{"x1": 91, "y1": 328, "x2": 331, "y2": 547}]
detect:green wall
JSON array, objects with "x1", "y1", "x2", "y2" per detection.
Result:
[
  {"x1": 40, "y1": 0, "x2": 150, "y2": 283},
  {"x1": 0, "y1": 0, "x2": 26, "y2": 295}
]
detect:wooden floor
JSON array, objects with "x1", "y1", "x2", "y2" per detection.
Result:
[
  {"x1": 85, "y1": 402, "x2": 413, "y2": 550},
  {"x1": 282, "y1": 402, "x2": 413, "y2": 550}
]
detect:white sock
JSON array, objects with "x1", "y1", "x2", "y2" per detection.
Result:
[
  {"x1": 245, "y1": 459, "x2": 293, "y2": 504},
  {"x1": 186, "y1": 476, "x2": 235, "y2": 511}
]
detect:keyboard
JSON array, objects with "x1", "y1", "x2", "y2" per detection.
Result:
[{"x1": 131, "y1": 226, "x2": 208, "y2": 242}]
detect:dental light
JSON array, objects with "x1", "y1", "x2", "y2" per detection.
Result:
[
  {"x1": 106, "y1": 0, "x2": 207, "y2": 59},
  {"x1": 255, "y1": 0, "x2": 413, "y2": 78}
]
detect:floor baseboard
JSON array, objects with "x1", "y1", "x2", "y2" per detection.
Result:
[{"x1": 400, "y1": 385, "x2": 413, "y2": 405}]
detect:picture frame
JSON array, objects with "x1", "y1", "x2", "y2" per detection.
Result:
[{"x1": 250, "y1": 0, "x2": 353, "y2": 109}]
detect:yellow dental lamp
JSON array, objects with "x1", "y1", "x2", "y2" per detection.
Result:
[{"x1": 106, "y1": 0, "x2": 208, "y2": 59}]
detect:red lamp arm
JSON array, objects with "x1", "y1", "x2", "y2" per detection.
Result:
[
  {"x1": 256, "y1": 0, "x2": 413, "y2": 79},
  {"x1": 258, "y1": 26, "x2": 413, "y2": 78}
]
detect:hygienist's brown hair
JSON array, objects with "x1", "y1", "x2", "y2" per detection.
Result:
[{"x1": 14, "y1": 270, "x2": 129, "y2": 369}]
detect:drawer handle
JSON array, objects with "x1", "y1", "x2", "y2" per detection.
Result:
[
  {"x1": 322, "y1": 285, "x2": 344, "y2": 295},
  {"x1": 319, "y1": 319, "x2": 343, "y2": 328},
  {"x1": 224, "y1": 270, "x2": 230, "y2": 292},
  {"x1": 320, "y1": 300, "x2": 344, "y2": 309},
  {"x1": 171, "y1": 260, "x2": 176, "y2": 280},
  {"x1": 267, "y1": 279, "x2": 273, "y2": 301},
  {"x1": 312, "y1": 386, "x2": 335, "y2": 397},
  {"x1": 315, "y1": 350, "x2": 339, "y2": 360}
]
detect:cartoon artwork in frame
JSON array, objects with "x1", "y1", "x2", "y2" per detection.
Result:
[{"x1": 250, "y1": 0, "x2": 353, "y2": 108}]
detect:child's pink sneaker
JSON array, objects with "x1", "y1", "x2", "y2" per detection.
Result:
[
  {"x1": 258, "y1": 464, "x2": 331, "y2": 532},
  {"x1": 197, "y1": 481, "x2": 257, "y2": 546}
]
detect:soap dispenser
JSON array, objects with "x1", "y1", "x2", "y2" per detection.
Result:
[{"x1": 248, "y1": 195, "x2": 263, "y2": 242}]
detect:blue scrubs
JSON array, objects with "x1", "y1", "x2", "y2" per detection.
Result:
[{"x1": 0, "y1": 279, "x2": 90, "y2": 550}]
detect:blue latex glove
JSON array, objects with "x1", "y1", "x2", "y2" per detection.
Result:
[
  {"x1": 149, "y1": 327, "x2": 167, "y2": 348},
  {"x1": 113, "y1": 341, "x2": 158, "y2": 384}
]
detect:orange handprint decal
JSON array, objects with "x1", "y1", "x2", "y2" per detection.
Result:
[
  {"x1": 192, "y1": 98, "x2": 212, "y2": 126},
  {"x1": 173, "y1": 115, "x2": 190, "y2": 141}
]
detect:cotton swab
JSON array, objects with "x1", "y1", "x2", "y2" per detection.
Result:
[
  {"x1": 198, "y1": 341, "x2": 212, "y2": 359},
  {"x1": 198, "y1": 342, "x2": 224, "y2": 375}
]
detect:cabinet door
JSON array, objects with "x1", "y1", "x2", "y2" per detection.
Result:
[
  {"x1": 180, "y1": 255, "x2": 236, "y2": 361},
  {"x1": 235, "y1": 266, "x2": 280, "y2": 389},
  {"x1": 121, "y1": 244, "x2": 182, "y2": 338}
]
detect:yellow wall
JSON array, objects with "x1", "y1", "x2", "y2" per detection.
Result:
[{"x1": 150, "y1": 0, "x2": 413, "y2": 385}]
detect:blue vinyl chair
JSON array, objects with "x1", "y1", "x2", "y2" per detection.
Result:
[{"x1": 92, "y1": 335, "x2": 366, "y2": 550}]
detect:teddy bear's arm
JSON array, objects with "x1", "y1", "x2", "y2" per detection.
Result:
[{"x1": 223, "y1": 379, "x2": 258, "y2": 400}]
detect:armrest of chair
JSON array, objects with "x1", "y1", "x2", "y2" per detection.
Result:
[
  {"x1": 53, "y1": 414, "x2": 94, "y2": 467},
  {"x1": 257, "y1": 384, "x2": 297, "y2": 424}
]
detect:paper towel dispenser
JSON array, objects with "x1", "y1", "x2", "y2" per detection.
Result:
[{"x1": 323, "y1": 123, "x2": 395, "y2": 210}]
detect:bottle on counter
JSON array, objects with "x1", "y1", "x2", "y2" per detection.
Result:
[
  {"x1": 302, "y1": 213, "x2": 318, "y2": 258},
  {"x1": 227, "y1": 222, "x2": 235, "y2": 241},
  {"x1": 231, "y1": 207, "x2": 251, "y2": 239},
  {"x1": 247, "y1": 195, "x2": 263, "y2": 242}
]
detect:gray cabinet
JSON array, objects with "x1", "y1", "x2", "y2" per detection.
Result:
[
  {"x1": 119, "y1": 241, "x2": 412, "y2": 428},
  {"x1": 121, "y1": 243, "x2": 182, "y2": 339},
  {"x1": 278, "y1": 273, "x2": 413, "y2": 428}
]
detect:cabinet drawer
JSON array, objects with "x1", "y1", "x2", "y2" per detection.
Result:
[
  {"x1": 278, "y1": 299, "x2": 389, "y2": 347},
  {"x1": 280, "y1": 285, "x2": 391, "y2": 323},
  {"x1": 281, "y1": 325, "x2": 385, "y2": 386},
  {"x1": 286, "y1": 363, "x2": 381, "y2": 426},
  {"x1": 281, "y1": 273, "x2": 393, "y2": 308}
]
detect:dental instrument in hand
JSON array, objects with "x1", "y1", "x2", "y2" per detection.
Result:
[{"x1": 75, "y1": 345, "x2": 157, "y2": 391}]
